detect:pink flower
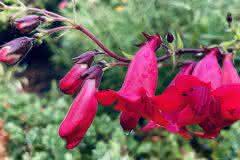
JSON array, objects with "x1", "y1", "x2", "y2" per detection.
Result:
[
  {"x1": 212, "y1": 54, "x2": 240, "y2": 121},
  {"x1": 97, "y1": 34, "x2": 166, "y2": 125},
  {"x1": 59, "y1": 79, "x2": 98, "y2": 149},
  {"x1": 154, "y1": 75, "x2": 211, "y2": 137},
  {"x1": 147, "y1": 49, "x2": 240, "y2": 139},
  {"x1": 59, "y1": 62, "x2": 103, "y2": 149},
  {"x1": 0, "y1": 37, "x2": 34, "y2": 65},
  {"x1": 198, "y1": 53, "x2": 240, "y2": 138},
  {"x1": 192, "y1": 48, "x2": 222, "y2": 89},
  {"x1": 148, "y1": 48, "x2": 223, "y2": 138}
]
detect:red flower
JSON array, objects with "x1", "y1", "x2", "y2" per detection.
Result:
[
  {"x1": 97, "y1": 34, "x2": 166, "y2": 125},
  {"x1": 186, "y1": 48, "x2": 222, "y2": 138},
  {"x1": 148, "y1": 49, "x2": 240, "y2": 139},
  {"x1": 148, "y1": 48, "x2": 224, "y2": 138},
  {"x1": 197, "y1": 53, "x2": 240, "y2": 138},
  {"x1": 0, "y1": 37, "x2": 34, "y2": 65},
  {"x1": 59, "y1": 79, "x2": 98, "y2": 149},
  {"x1": 213, "y1": 54, "x2": 240, "y2": 121},
  {"x1": 156, "y1": 75, "x2": 211, "y2": 130}
]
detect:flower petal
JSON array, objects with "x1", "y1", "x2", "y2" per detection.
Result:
[
  {"x1": 96, "y1": 90, "x2": 117, "y2": 106},
  {"x1": 213, "y1": 85, "x2": 240, "y2": 120},
  {"x1": 192, "y1": 48, "x2": 222, "y2": 89},
  {"x1": 120, "y1": 112, "x2": 140, "y2": 131},
  {"x1": 222, "y1": 54, "x2": 240, "y2": 85}
]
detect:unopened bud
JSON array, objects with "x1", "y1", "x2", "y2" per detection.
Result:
[
  {"x1": 166, "y1": 32, "x2": 174, "y2": 43},
  {"x1": 73, "y1": 50, "x2": 103, "y2": 65},
  {"x1": 14, "y1": 15, "x2": 44, "y2": 34},
  {"x1": 59, "y1": 64, "x2": 89, "y2": 95},
  {"x1": 59, "y1": 50, "x2": 104, "y2": 95},
  {"x1": 0, "y1": 37, "x2": 34, "y2": 65},
  {"x1": 226, "y1": 12, "x2": 232, "y2": 27}
]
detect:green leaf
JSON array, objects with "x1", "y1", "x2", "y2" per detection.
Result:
[
  {"x1": 220, "y1": 40, "x2": 236, "y2": 50},
  {"x1": 176, "y1": 32, "x2": 184, "y2": 49}
]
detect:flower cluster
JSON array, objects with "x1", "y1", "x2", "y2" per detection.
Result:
[
  {"x1": 97, "y1": 46, "x2": 240, "y2": 138},
  {"x1": 57, "y1": 33, "x2": 240, "y2": 149},
  {"x1": 0, "y1": 13, "x2": 46, "y2": 64},
  {"x1": 98, "y1": 46, "x2": 240, "y2": 140},
  {"x1": 1, "y1": 3, "x2": 240, "y2": 150},
  {"x1": 144, "y1": 49, "x2": 240, "y2": 139}
]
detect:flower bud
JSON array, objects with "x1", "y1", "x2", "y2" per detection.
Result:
[
  {"x1": 59, "y1": 63, "x2": 89, "y2": 95},
  {"x1": 166, "y1": 32, "x2": 174, "y2": 43},
  {"x1": 14, "y1": 15, "x2": 44, "y2": 33},
  {"x1": 226, "y1": 12, "x2": 232, "y2": 27},
  {"x1": 59, "y1": 50, "x2": 103, "y2": 95},
  {"x1": 0, "y1": 37, "x2": 34, "y2": 65},
  {"x1": 73, "y1": 50, "x2": 102, "y2": 65}
]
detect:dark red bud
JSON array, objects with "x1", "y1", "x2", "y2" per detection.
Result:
[
  {"x1": 59, "y1": 50, "x2": 104, "y2": 95},
  {"x1": 0, "y1": 37, "x2": 34, "y2": 65},
  {"x1": 14, "y1": 15, "x2": 44, "y2": 34},
  {"x1": 166, "y1": 32, "x2": 174, "y2": 43},
  {"x1": 59, "y1": 64, "x2": 88, "y2": 95},
  {"x1": 226, "y1": 12, "x2": 232, "y2": 26},
  {"x1": 72, "y1": 50, "x2": 103, "y2": 65}
]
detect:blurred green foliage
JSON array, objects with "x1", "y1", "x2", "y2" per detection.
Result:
[{"x1": 1, "y1": 0, "x2": 240, "y2": 159}]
